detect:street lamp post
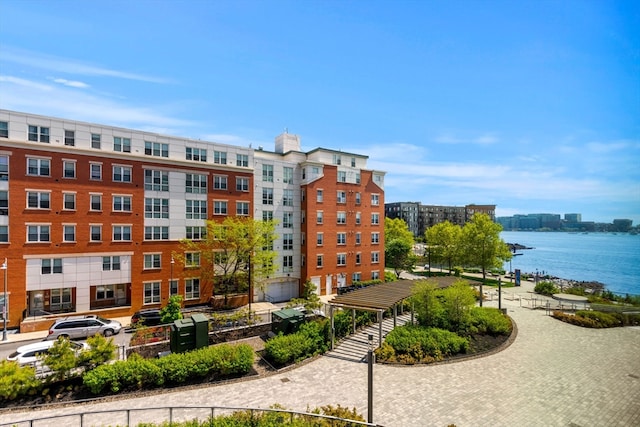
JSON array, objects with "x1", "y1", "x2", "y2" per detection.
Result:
[
  {"x1": 170, "y1": 257, "x2": 175, "y2": 295},
  {"x1": 367, "y1": 333, "x2": 374, "y2": 424},
  {"x1": 1, "y1": 258, "x2": 7, "y2": 342},
  {"x1": 248, "y1": 253, "x2": 252, "y2": 313}
]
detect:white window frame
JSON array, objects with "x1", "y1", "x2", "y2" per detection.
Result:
[
  {"x1": 144, "y1": 253, "x2": 162, "y2": 269},
  {"x1": 144, "y1": 282, "x2": 161, "y2": 304}
]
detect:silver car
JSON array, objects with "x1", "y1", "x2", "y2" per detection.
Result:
[{"x1": 46, "y1": 315, "x2": 122, "y2": 340}]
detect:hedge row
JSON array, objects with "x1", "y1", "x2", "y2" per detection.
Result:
[
  {"x1": 83, "y1": 343, "x2": 254, "y2": 394},
  {"x1": 552, "y1": 310, "x2": 624, "y2": 328},
  {"x1": 376, "y1": 325, "x2": 469, "y2": 364},
  {"x1": 264, "y1": 321, "x2": 329, "y2": 366}
]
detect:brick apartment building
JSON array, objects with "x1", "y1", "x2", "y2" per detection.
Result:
[{"x1": 0, "y1": 110, "x2": 384, "y2": 332}]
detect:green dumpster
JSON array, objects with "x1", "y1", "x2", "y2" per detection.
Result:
[
  {"x1": 271, "y1": 308, "x2": 305, "y2": 334},
  {"x1": 192, "y1": 313, "x2": 209, "y2": 349},
  {"x1": 170, "y1": 318, "x2": 195, "y2": 353}
]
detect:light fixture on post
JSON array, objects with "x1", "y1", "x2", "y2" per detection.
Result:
[
  {"x1": 1, "y1": 258, "x2": 7, "y2": 342},
  {"x1": 170, "y1": 256, "x2": 175, "y2": 295},
  {"x1": 367, "y1": 333, "x2": 374, "y2": 424}
]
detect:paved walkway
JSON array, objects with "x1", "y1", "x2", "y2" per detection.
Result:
[{"x1": 1, "y1": 280, "x2": 639, "y2": 427}]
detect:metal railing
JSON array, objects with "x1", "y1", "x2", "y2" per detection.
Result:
[{"x1": 0, "y1": 405, "x2": 380, "y2": 427}]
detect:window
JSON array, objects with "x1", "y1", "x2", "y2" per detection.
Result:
[
  {"x1": 337, "y1": 212, "x2": 346, "y2": 224},
  {"x1": 371, "y1": 251, "x2": 380, "y2": 263},
  {"x1": 0, "y1": 121, "x2": 7, "y2": 138},
  {"x1": 316, "y1": 211, "x2": 323, "y2": 224},
  {"x1": 236, "y1": 201, "x2": 249, "y2": 216},
  {"x1": 355, "y1": 252, "x2": 361, "y2": 265},
  {"x1": 91, "y1": 133, "x2": 101, "y2": 149},
  {"x1": 113, "y1": 165, "x2": 132, "y2": 183},
  {"x1": 337, "y1": 253, "x2": 346, "y2": 266},
  {"x1": 90, "y1": 194, "x2": 102, "y2": 211},
  {"x1": 316, "y1": 232, "x2": 324, "y2": 246},
  {"x1": 112, "y1": 225, "x2": 132, "y2": 241},
  {"x1": 283, "y1": 212, "x2": 293, "y2": 228},
  {"x1": 236, "y1": 177, "x2": 249, "y2": 192},
  {"x1": 337, "y1": 191, "x2": 346, "y2": 204},
  {"x1": 213, "y1": 150, "x2": 227, "y2": 164},
  {"x1": 63, "y1": 130, "x2": 74, "y2": 146},
  {"x1": 113, "y1": 195, "x2": 132, "y2": 212},
  {"x1": 283, "y1": 233, "x2": 293, "y2": 250},
  {"x1": 236, "y1": 154, "x2": 249, "y2": 167},
  {"x1": 27, "y1": 191, "x2": 50, "y2": 209},
  {"x1": 316, "y1": 255, "x2": 323, "y2": 268},
  {"x1": 283, "y1": 255, "x2": 293, "y2": 272},
  {"x1": 27, "y1": 158, "x2": 50, "y2": 176},
  {"x1": 90, "y1": 163, "x2": 102, "y2": 180},
  {"x1": 96, "y1": 285, "x2": 115, "y2": 300},
  {"x1": 371, "y1": 194, "x2": 380, "y2": 206},
  {"x1": 213, "y1": 175, "x2": 228, "y2": 190},
  {"x1": 185, "y1": 252, "x2": 201, "y2": 267},
  {"x1": 27, "y1": 225, "x2": 50, "y2": 242},
  {"x1": 371, "y1": 213, "x2": 380, "y2": 225},
  {"x1": 145, "y1": 226, "x2": 169, "y2": 240},
  {"x1": 337, "y1": 232, "x2": 346, "y2": 245},
  {"x1": 0, "y1": 155, "x2": 8, "y2": 180},
  {"x1": 186, "y1": 226, "x2": 206, "y2": 240},
  {"x1": 144, "y1": 282, "x2": 161, "y2": 304},
  {"x1": 333, "y1": 154, "x2": 341, "y2": 165},
  {"x1": 144, "y1": 254, "x2": 162, "y2": 269},
  {"x1": 372, "y1": 271, "x2": 380, "y2": 280},
  {"x1": 170, "y1": 279, "x2": 178, "y2": 296},
  {"x1": 0, "y1": 226, "x2": 7, "y2": 243},
  {"x1": 145, "y1": 141, "x2": 168, "y2": 157},
  {"x1": 355, "y1": 172, "x2": 361, "y2": 184},
  {"x1": 262, "y1": 164, "x2": 273, "y2": 182},
  {"x1": 103, "y1": 256, "x2": 121, "y2": 271},
  {"x1": 283, "y1": 167, "x2": 294, "y2": 184},
  {"x1": 283, "y1": 189, "x2": 294, "y2": 207},
  {"x1": 185, "y1": 278, "x2": 200, "y2": 299},
  {"x1": 351, "y1": 157, "x2": 356, "y2": 167},
  {"x1": 90, "y1": 225, "x2": 102, "y2": 241},
  {"x1": 262, "y1": 188, "x2": 274, "y2": 205},
  {"x1": 28, "y1": 125, "x2": 50, "y2": 143},
  {"x1": 63, "y1": 225, "x2": 76, "y2": 242},
  {"x1": 316, "y1": 190, "x2": 323, "y2": 202},
  {"x1": 355, "y1": 232, "x2": 361, "y2": 245},
  {"x1": 262, "y1": 210, "x2": 273, "y2": 221},
  {"x1": 63, "y1": 160, "x2": 76, "y2": 178},
  {"x1": 114, "y1": 137, "x2": 131, "y2": 153},
  {"x1": 214, "y1": 200, "x2": 228, "y2": 215},
  {"x1": 186, "y1": 147, "x2": 206, "y2": 161},
  {"x1": 371, "y1": 232, "x2": 380, "y2": 244},
  {"x1": 355, "y1": 212, "x2": 361, "y2": 225},
  {"x1": 337, "y1": 171, "x2": 346, "y2": 183},
  {"x1": 186, "y1": 173, "x2": 207, "y2": 193},
  {"x1": 0, "y1": 191, "x2": 7, "y2": 215},
  {"x1": 352, "y1": 272, "x2": 361, "y2": 282},
  {"x1": 145, "y1": 198, "x2": 169, "y2": 218},
  {"x1": 145, "y1": 170, "x2": 169, "y2": 191},
  {"x1": 186, "y1": 200, "x2": 207, "y2": 219},
  {"x1": 42, "y1": 258, "x2": 63, "y2": 274},
  {"x1": 355, "y1": 192, "x2": 361, "y2": 204}
]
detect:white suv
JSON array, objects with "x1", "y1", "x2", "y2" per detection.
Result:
[
  {"x1": 46, "y1": 315, "x2": 122, "y2": 340},
  {"x1": 7, "y1": 340, "x2": 88, "y2": 366}
]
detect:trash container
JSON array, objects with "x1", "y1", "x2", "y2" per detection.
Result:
[
  {"x1": 271, "y1": 308, "x2": 305, "y2": 334},
  {"x1": 191, "y1": 313, "x2": 209, "y2": 349},
  {"x1": 170, "y1": 318, "x2": 195, "y2": 353}
]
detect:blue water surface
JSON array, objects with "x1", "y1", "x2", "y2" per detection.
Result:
[{"x1": 500, "y1": 231, "x2": 640, "y2": 296}]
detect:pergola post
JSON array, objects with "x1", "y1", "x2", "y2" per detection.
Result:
[
  {"x1": 330, "y1": 305, "x2": 335, "y2": 350},
  {"x1": 378, "y1": 310, "x2": 383, "y2": 347},
  {"x1": 352, "y1": 308, "x2": 356, "y2": 334},
  {"x1": 393, "y1": 304, "x2": 397, "y2": 328}
]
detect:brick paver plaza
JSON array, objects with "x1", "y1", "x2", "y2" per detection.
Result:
[{"x1": 1, "y1": 281, "x2": 639, "y2": 427}]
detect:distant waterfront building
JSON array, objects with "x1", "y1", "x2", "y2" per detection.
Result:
[
  {"x1": 385, "y1": 202, "x2": 495, "y2": 237},
  {"x1": 497, "y1": 213, "x2": 562, "y2": 230},
  {"x1": 564, "y1": 213, "x2": 582, "y2": 223}
]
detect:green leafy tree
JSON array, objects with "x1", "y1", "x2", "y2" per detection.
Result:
[
  {"x1": 425, "y1": 221, "x2": 463, "y2": 274},
  {"x1": 461, "y1": 213, "x2": 512, "y2": 305},
  {"x1": 160, "y1": 294, "x2": 184, "y2": 324},
  {"x1": 41, "y1": 337, "x2": 78, "y2": 380},
  {"x1": 386, "y1": 239, "x2": 417, "y2": 279},
  {"x1": 0, "y1": 361, "x2": 39, "y2": 401},
  {"x1": 177, "y1": 217, "x2": 277, "y2": 305},
  {"x1": 411, "y1": 280, "x2": 445, "y2": 328},
  {"x1": 78, "y1": 334, "x2": 117, "y2": 370},
  {"x1": 440, "y1": 281, "x2": 477, "y2": 331},
  {"x1": 287, "y1": 280, "x2": 322, "y2": 311},
  {"x1": 384, "y1": 217, "x2": 415, "y2": 246}
]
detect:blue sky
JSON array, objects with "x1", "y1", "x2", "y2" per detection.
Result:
[{"x1": 1, "y1": 0, "x2": 638, "y2": 224}]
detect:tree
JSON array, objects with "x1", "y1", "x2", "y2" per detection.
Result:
[
  {"x1": 78, "y1": 334, "x2": 117, "y2": 370},
  {"x1": 425, "y1": 221, "x2": 463, "y2": 275},
  {"x1": 287, "y1": 279, "x2": 322, "y2": 311},
  {"x1": 177, "y1": 217, "x2": 277, "y2": 306},
  {"x1": 411, "y1": 280, "x2": 445, "y2": 328},
  {"x1": 160, "y1": 294, "x2": 183, "y2": 324},
  {"x1": 41, "y1": 337, "x2": 78, "y2": 381},
  {"x1": 461, "y1": 213, "x2": 512, "y2": 306},
  {"x1": 384, "y1": 217, "x2": 416, "y2": 279}
]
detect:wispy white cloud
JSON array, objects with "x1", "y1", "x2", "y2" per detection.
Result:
[
  {"x1": 2, "y1": 47, "x2": 171, "y2": 84},
  {"x1": 434, "y1": 132, "x2": 499, "y2": 145},
  {"x1": 51, "y1": 78, "x2": 90, "y2": 88}
]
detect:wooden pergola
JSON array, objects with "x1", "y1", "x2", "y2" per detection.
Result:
[{"x1": 327, "y1": 276, "x2": 465, "y2": 348}]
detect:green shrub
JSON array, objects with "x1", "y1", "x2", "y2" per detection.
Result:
[
  {"x1": 377, "y1": 325, "x2": 469, "y2": 363},
  {"x1": 534, "y1": 281, "x2": 558, "y2": 296},
  {"x1": 78, "y1": 334, "x2": 117, "y2": 370},
  {"x1": 264, "y1": 320, "x2": 328, "y2": 366},
  {"x1": 0, "y1": 361, "x2": 40, "y2": 401},
  {"x1": 575, "y1": 310, "x2": 622, "y2": 327},
  {"x1": 469, "y1": 307, "x2": 512, "y2": 335}
]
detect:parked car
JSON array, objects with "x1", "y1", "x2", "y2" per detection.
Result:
[
  {"x1": 131, "y1": 309, "x2": 163, "y2": 326},
  {"x1": 7, "y1": 339, "x2": 89, "y2": 366},
  {"x1": 46, "y1": 315, "x2": 122, "y2": 340}
]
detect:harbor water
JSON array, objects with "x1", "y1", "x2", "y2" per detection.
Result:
[{"x1": 500, "y1": 231, "x2": 640, "y2": 296}]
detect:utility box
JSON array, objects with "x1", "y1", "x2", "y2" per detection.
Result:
[
  {"x1": 271, "y1": 308, "x2": 305, "y2": 335},
  {"x1": 170, "y1": 315, "x2": 210, "y2": 353}
]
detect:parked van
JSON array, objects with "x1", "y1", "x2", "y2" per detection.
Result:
[{"x1": 46, "y1": 315, "x2": 122, "y2": 340}]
